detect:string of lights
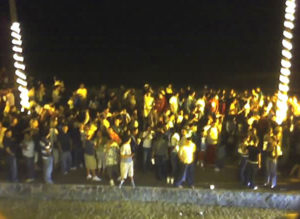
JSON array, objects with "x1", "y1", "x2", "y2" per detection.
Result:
[
  {"x1": 10, "y1": 22, "x2": 30, "y2": 111},
  {"x1": 276, "y1": 0, "x2": 296, "y2": 125}
]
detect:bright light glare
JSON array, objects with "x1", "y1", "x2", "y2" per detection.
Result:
[
  {"x1": 16, "y1": 78, "x2": 27, "y2": 87},
  {"x1": 11, "y1": 32, "x2": 21, "y2": 40},
  {"x1": 280, "y1": 68, "x2": 291, "y2": 76},
  {"x1": 282, "y1": 50, "x2": 292, "y2": 59},
  {"x1": 12, "y1": 46, "x2": 22, "y2": 53},
  {"x1": 284, "y1": 21, "x2": 295, "y2": 29},
  {"x1": 12, "y1": 39, "x2": 22, "y2": 46},
  {"x1": 279, "y1": 83, "x2": 289, "y2": 93},
  {"x1": 279, "y1": 75, "x2": 290, "y2": 84},
  {"x1": 15, "y1": 70, "x2": 26, "y2": 80},
  {"x1": 14, "y1": 62, "x2": 25, "y2": 70},
  {"x1": 10, "y1": 22, "x2": 20, "y2": 33},
  {"x1": 285, "y1": 13, "x2": 295, "y2": 21},
  {"x1": 18, "y1": 86, "x2": 28, "y2": 94},
  {"x1": 282, "y1": 39, "x2": 293, "y2": 50},
  {"x1": 13, "y1": 54, "x2": 24, "y2": 62},
  {"x1": 281, "y1": 59, "x2": 291, "y2": 68},
  {"x1": 278, "y1": 92, "x2": 288, "y2": 102},
  {"x1": 283, "y1": 30, "x2": 293, "y2": 39}
]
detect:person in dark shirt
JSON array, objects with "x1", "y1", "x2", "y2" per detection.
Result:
[
  {"x1": 58, "y1": 124, "x2": 72, "y2": 175},
  {"x1": 3, "y1": 129, "x2": 18, "y2": 182},
  {"x1": 245, "y1": 129, "x2": 261, "y2": 190}
]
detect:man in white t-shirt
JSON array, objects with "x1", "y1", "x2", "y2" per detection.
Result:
[{"x1": 119, "y1": 135, "x2": 135, "y2": 188}]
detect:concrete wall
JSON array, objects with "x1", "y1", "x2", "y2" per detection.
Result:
[{"x1": 0, "y1": 183, "x2": 299, "y2": 210}]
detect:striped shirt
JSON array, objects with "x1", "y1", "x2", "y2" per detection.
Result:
[{"x1": 40, "y1": 138, "x2": 53, "y2": 159}]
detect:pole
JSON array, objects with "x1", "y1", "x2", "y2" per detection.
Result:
[{"x1": 9, "y1": 0, "x2": 18, "y2": 22}]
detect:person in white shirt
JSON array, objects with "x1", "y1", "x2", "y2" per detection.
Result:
[
  {"x1": 119, "y1": 135, "x2": 135, "y2": 188},
  {"x1": 169, "y1": 93, "x2": 179, "y2": 115}
]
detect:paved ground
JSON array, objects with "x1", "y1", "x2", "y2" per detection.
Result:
[{"x1": 1, "y1": 157, "x2": 300, "y2": 193}]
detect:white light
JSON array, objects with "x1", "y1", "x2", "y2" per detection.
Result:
[
  {"x1": 16, "y1": 78, "x2": 28, "y2": 87},
  {"x1": 20, "y1": 94, "x2": 29, "y2": 102},
  {"x1": 15, "y1": 70, "x2": 27, "y2": 80},
  {"x1": 12, "y1": 39, "x2": 22, "y2": 46},
  {"x1": 13, "y1": 54, "x2": 24, "y2": 62},
  {"x1": 12, "y1": 46, "x2": 22, "y2": 53},
  {"x1": 283, "y1": 30, "x2": 293, "y2": 39},
  {"x1": 282, "y1": 49, "x2": 292, "y2": 59},
  {"x1": 11, "y1": 32, "x2": 21, "y2": 40},
  {"x1": 11, "y1": 22, "x2": 20, "y2": 33},
  {"x1": 281, "y1": 59, "x2": 291, "y2": 68},
  {"x1": 278, "y1": 92, "x2": 288, "y2": 102},
  {"x1": 285, "y1": 13, "x2": 295, "y2": 21},
  {"x1": 279, "y1": 83, "x2": 289, "y2": 93},
  {"x1": 286, "y1": 1, "x2": 296, "y2": 9},
  {"x1": 286, "y1": 6, "x2": 296, "y2": 14},
  {"x1": 280, "y1": 68, "x2": 291, "y2": 76},
  {"x1": 279, "y1": 75, "x2": 290, "y2": 84},
  {"x1": 18, "y1": 86, "x2": 28, "y2": 94},
  {"x1": 282, "y1": 39, "x2": 293, "y2": 50},
  {"x1": 14, "y1": 62, "x2": 25, "y2": 70},
  {"x1": 20, "y1": 100, "x2": 30, "y2": 109},
  {"x1": 284, "y1": 21, "x2": 295, "y2": 29},
  {"x1": 210, "y1": 185, "x2": 215, "y2": 190}
]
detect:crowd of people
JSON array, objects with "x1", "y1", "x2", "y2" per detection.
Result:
[{"x1": 1, "y1": 78, "x2": 300, "y2": 190}]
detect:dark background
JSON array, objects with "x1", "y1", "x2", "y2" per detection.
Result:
[{"x1": 0, "y1": 0, "x2": 299, "y2": 91}]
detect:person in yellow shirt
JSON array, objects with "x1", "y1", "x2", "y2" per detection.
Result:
[
  {"x1": 76, "y1": 83, "x2": 88, "y2": 100},
  {"x1": 175, "y1": 132, "x2": 196, "y2": 188}
]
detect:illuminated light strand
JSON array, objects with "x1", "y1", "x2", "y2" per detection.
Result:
[
  {"x1": 15, "y1": 70, "x2": 26, "y2": 80},
  {"x1": 11, "y1": 31, "x2": 21, "y2": 40},
  {"x1": 279, "y1": 83, "x2": 289, "y2": 93},
  {"x1": 10, "y1": 22, "x2": 30, "y2": 111},
  {"x1": 286, "y1": 6, "x2": 296, "y2": 14},
  {"x1": 283, "y1": 30, "x2": 293, "y2": 39},
  {"x1": 13, "y1": 53, "x2": 24, "y2": 62},
  {"x1": 12, "y1": 46, "x2": 22, "y2": 53},
  {"x1": 284, "y1": 21, "x2": 295, "y2": 29},
  {"x1": 286, "y1": 0, "x2": 296, "y2": 9},
  {"x1": 280, "y1": 68, "x2": 291, "y2": 76},
  {"x1": 278, "y1": 92, "x2": 289, "y2": 102},
  {"x1": 285, "y1": 13, "x2": 295, "y2": 21},
  {"x1": 16, "y1": 78, "x2": 27, "y2": 87},
  {"x1": 11, "y1": 22, "x2": 20, "y2": 33},
  {"x1": 276, "y1": 0, "x2": 296, "y2": 125},
  {"x1": 14, "y1": 62, "x2": 25, "y2": 70},
  {"x1": 282, "y1": 49, "x2": 292, "y2": 59},
  {"x1": 279, "y1": 75, "x2": 290, "y2": 84},
  {"x1": 12, "y1": 39, "x2": 22, "y2": 46},
  {"x1": 281, "y1": 59, "x2": 292, "y2": 68},
  {"x1": 282, "y1": 39, "x2": 293, "y2": 50},
  {"x1": 18, "y1": 85, "x2": 28, "y2": 94}
]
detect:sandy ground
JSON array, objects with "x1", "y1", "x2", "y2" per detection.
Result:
[{"x1": 0, "y1": 199, "x2": 296, "y2": 219}]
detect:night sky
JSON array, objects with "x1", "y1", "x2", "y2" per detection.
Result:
[{"x1": 0, "y1": 0, "x2": 299, "y2": 90}]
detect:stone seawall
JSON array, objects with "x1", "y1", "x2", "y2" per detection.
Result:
[{"x1": 0, "y1": 183, "x2": 299, "y2": 210}]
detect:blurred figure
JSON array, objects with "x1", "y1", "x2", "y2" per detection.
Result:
[
  {"x1": 119, "y1": 135, "x2": 135, "y2": 188},
  {"x1": 21, "y1": 131, "x2": 35, "y2": 182},
  {"x1": 175, "y1": 132, "x2": 196, "y2": 188},
  {"x1": 3, "y1": 129, "x2": 18, "y2": 182}
]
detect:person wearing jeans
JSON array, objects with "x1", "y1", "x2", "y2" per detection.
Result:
[
  {"x1": 175, "y1": 133, "x2": 196, "y2": 188},
  {"x1": 3, "y1": 129, "x2": 18, "y2": 182},
  {"x1": 264, "y1": 131, "x2": 281, "y2": 189},
  {"x1": 58, "y1": 124, "x2": 72, "y2": 175},
  {"x1": 21, "y1": 132, "x2": 35, "y2": 182},
  {"x1": 40, "y1": 136, "x2": 54, "y2": 184}
]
